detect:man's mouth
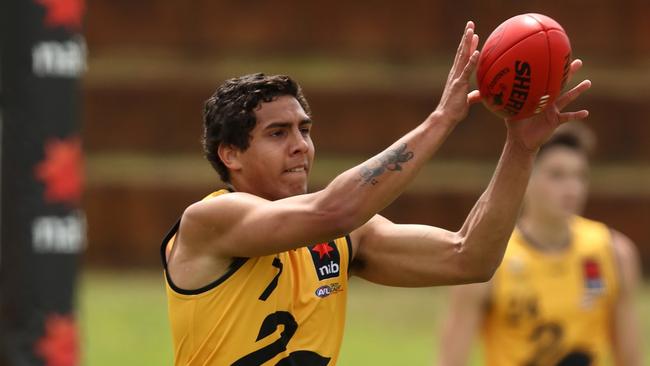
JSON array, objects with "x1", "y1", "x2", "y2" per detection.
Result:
[
  {"x1": 284, "y1": 165, "x2": 307, "y2": 173},
  {"x1": 285, "y1": 166, "x2": 307, "y2": 173}
]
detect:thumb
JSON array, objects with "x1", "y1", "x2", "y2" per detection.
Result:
[{"x1": 467, "y1": 90, "x2": 481, "y2": 104}]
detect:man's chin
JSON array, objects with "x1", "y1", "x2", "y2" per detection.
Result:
[
  {"x1": 287, "y1": 184, "x2": 309, "y2": 196},
  {"x1": 271, "y1": 182, "x2": 308, "y2": 200}
]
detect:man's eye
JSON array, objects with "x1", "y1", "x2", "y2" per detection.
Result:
[
  {"x1": 300, "y1": 128, "x2": 310, "y2": 135},
  {"x1": 270, "y1": 130, "x2": 285, "y2": 137}
]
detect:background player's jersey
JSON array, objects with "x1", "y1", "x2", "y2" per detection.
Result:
[
  {"x1": 161, "y1": 190, "x2": 352, "y2": 366},
  {"x1": 482, "y1": 216, "x2": 618, "y2": 366}
]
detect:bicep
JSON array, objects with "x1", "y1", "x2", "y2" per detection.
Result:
[
  {"x1": 183, "y1": 192, "x2": 350, "y2": 258},
  {"x1": 350, "y1": 215, "x2": 475, "y2": 286}
]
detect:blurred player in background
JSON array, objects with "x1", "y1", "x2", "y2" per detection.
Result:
[
  {"x1": 160, "y1": 22, "x2": 591, "y2": 365},
  {"x1": 438, "y1": 122, "x2": 642, "y2": 366}
]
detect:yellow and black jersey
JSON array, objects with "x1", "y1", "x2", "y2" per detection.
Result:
[
  {"x1": 482, "y1": 216, "x2": 619, "y2": 366},
  {"x1": 161, "y1": 189, "x2": 352, "y2": 366}
]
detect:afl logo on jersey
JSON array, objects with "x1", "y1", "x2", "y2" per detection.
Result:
[
  {"x1": 315, "y1": 283, "x2": 342, "y2": 298},
  {"x1": 309, "y1": 242, "x2": 341, "y2": 281}
]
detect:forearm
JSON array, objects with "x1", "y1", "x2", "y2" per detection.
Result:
[
  {"x1": 321, "y1": 111, "x2": 456, "y2": 231},
  {"x1": 438, "y1": 284, "x2": 487, "y2": 366},
  {"x1": 455, "y1": 131, "x2": 536, "y2": 277},
  {"x1": 208, "y1": 112, "x2": 461, "y2": 258},
  {"x1": 614, "y1": 321, "x2": 642, "y2": 366},
  {"x1": 612, "y1": 232, "x2": 643, "y2": 366}
]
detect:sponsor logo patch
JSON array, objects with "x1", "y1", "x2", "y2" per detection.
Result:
[
  {"x1": 315, "y1": 283, "x2": 342, "y2": 298},
  {"x1": 581, "y1": 257, "x2": 604, "y2": 309},
  {"x1": 583, "y1": 258, "x2": 604, "y2": 292},
  {"x1": 308, "y1": 242, "x2": 341, "y2": 281}
]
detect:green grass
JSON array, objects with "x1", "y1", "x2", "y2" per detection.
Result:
[
  {"x1": 338, "y1": 278, "x2": 483, "y2": 365},
  {"x1": 79, "y1": 271, "x2": 173, "y2": 365},
  {"x1": 80, "y1": 270, "x2": 650, "y2": 365}
]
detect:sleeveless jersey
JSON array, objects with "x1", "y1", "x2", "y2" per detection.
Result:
[
  {"x1": 161, "y1": 190, "x2": 352, "y2": 366},
  {"x1": 482, "y1": 216, "x2": 619, "y2": 366}
]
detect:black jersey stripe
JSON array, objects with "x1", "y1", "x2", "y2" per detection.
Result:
[
  {"x1": 345, "y1": 234, "x2": 353, "y2": 275},
  {"x1": 160, "y1": 218, "x2": 248, "y2": 296}
]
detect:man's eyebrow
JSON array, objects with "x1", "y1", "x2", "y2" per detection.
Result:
[
  {"x1": 264, "y1": 122, "x2": 292, "y2": 130},
  {"x1": 264, "y1": 119, "x2": 312, "y2": 130}
]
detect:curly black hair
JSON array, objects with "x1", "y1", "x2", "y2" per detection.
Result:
[{"x1": 202, "y1": 73, "x2": 311, "y2": 183}]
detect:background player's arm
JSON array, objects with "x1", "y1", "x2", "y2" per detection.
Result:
[
  {"x1": 179, "y1": 22, "x2": 482, "y2": 258},
  {"x1": 610, "y1": 230, "x2": 642, "y2": 366},
  {"x1": 437, "y1": 283, "x2": 490, "y2": 366}
]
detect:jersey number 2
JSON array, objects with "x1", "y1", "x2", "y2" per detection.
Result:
[
  {"x1": 231, "y1": 311, "x2": 330, "y2": 366},
  {"x1": 234, "y1": 257, "x2": 330, "y2": 365}
]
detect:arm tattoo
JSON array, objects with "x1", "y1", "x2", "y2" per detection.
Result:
[{"x1": 359, "y1": 143, "x2": 414, "y2": 185}]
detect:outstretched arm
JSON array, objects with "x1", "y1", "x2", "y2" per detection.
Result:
[
  {"x1": 611, "y1": 230, "x2": 642, "y2": 366},
  {"x1": 179, "y1": 22, "x2": 482, "y2": 259},
  {"x1": 350, "y1": 133, "x2": 535, "y2": 285},
  {"x1": 350, "y1": 60, "x2": 591, "y2": 285}
]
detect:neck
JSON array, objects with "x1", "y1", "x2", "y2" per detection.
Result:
[
  {"x1": 518, "y1": 213, "x2": 572, "y2": 252},
  {"x1": 229, "y1": 178, "x2": 264, "y2": 198}
]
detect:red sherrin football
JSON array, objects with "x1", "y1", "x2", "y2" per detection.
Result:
[{"x1": 477, "y1": 13, "x2": 572, "y2": 121}]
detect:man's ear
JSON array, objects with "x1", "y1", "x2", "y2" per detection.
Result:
[{"x1": 217, "y1": 143, "x2": 243, "y2": 172}]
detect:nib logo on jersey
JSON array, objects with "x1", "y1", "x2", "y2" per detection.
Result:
[{"x1": 309, "y1": 242, "x2": 341, "y2": 281}]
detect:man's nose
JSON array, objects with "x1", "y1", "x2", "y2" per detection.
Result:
[{"x1": 290, "y1": 129, "x2": 309, "y2": 155}]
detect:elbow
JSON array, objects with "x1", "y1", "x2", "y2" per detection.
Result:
[
  {"x1": 326, "y1": 210, "x2": 357, "y2": 237},
  {"x1": 452, "y1": 234, "x2": 499, "y2": 284},
  {"x1": 470, "y1": 266, "x2": 497, "y2": 283},
  {"x1": 310, "y1": 196, "x2": 359, "y2": 238},
  {"x1": 460, "y1": 259, "x2": 495, "y2": 283}
]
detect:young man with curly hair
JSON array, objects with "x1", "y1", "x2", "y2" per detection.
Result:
[{"x1": 161, "y1": 22, "x2": 591, "y2": 365}]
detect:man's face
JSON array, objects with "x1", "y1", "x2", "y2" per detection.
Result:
[
  {"x1": 233, "y1": 95, "x2": 314, "y2": 201},
  {"x1": 526, "y1": 146, "x2": 589, "y2": 221}
]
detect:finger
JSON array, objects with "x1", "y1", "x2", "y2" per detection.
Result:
[
  {"x1": 458, "y1": 22, "x2": 475, "y2": 53},
  {"x1": 565, "y1": 58, "x2": 583, "y2": 86},
  {"x1": 555, "y1": 79, "x2": 591, "y2": 110},
  {"x1": 456, "y1": 28, "x2": 475, "y2": 76},
  {"x1": 459, "y1": 50, "x2": 480, "y2": 81},
  {"x1": 467, "y1": 89, "x2": 482, "y2": 104},
  {"x1": 452, "y1": 22, "x2": 473, "y2": 68},
  {"x1": 558, "y1": 109, "x2": 589, "y2": 124},
  {"x1": 450, "y1": 23, "x2": 475, "y2": 80},
  {"x1": 470, "y1": 34, "x2": 479, "y2": 55}
]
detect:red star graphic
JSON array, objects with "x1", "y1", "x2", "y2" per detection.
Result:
[
  {"x1": 34, "y1": 136, "x2": 84, "y2": 205},
  {"x1": 312, "y1": 242, "x2": 334, "y2": 260},
  {"x1": 36, "y1": 0, "x2": 85, "y2": 31},
  {"x1": 34, "y1": 313, "x2": 78, "y2": 366},
  {"x1": 584, "y1": 259, "x2": 601, "y2": 279}
]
